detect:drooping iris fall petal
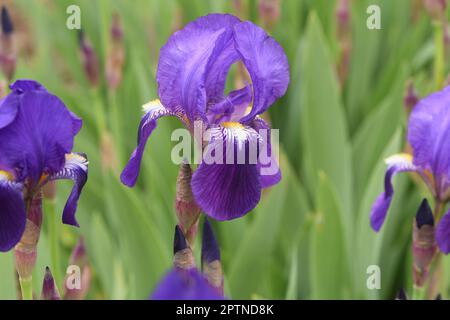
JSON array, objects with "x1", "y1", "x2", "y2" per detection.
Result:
[
  {"x1": 0, "y1": 172, "x2": 25, "y2": 252},
  {"x1": 370, "y1": 154, "x2": 419, "y2": 232},
  {"x1": 192, "y1": 125, "x2": 261, "y2": 220},
  {"x1": 49, "y1": 153, "x2": 88, "y2": 227},
  {"x1": 121, "y1": 100, "x2": 176, "y2": 187}
]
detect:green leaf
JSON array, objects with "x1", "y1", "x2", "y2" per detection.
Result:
[
  {"x1": 300, "y1": 13, "x2": 353, "y2": 253},
  {"x1": 309, "y1": 172, "x2": 348, "y2": 299}
]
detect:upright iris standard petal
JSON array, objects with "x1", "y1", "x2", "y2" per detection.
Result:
[
  {"x1": 436, "y1": 211, "x2": 450, "y2": 254},
  {"x1": 370, "y1": 154, "x2": 419, "y2": 232},
  {"x1": 233, "y1": 21, "x2": 290, "y2": 123},
  {"x1": 0, "y1": 172, "x2": 25, "y2": 252},
  {"x1": 408, "y1": 86, "x2": 450, "y2": 172},
  {"x1": 0, "y1": 89, "x2": 78, "y2": 183},
  {"x1": 121, "y1": 100, "x2": 175, "y2": 187},
  {"x1": 207, "y1": 85, "x2": 252, "y2": 124},
  {"x1": 157, "y1": 14, "x2": 240, "y2": 121},
  {"x1": 192, "y1": 125, "x2": 261, "y2": 220},
  {"x1": 251, "y1": 117, "x2": 281, "y2": 188},
  {"x1": 49, "y1": 153, "x2": 88, "y2": 227},
  {"x1": 0, "y1": 94, "x2": 19, "y2": 129},
  {"x1": 151, "y1": 268, "x2": 223, "y2": 300}
]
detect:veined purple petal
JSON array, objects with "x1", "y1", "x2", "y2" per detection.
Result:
[
  {"x1": 0, "y1": 94, "x2": 19, "y2": 129},
  {"x1": 157, "y1": 14, "x2": 240, "y2": 121},
  {"x1": 251, "y1": 117, "x2": 281, "y2": 188},
  {"x1": 0, "y1": 86, "x2": 79, "y2": 184},
  {"x1": 9, "y1": 79, "x2": 46, "y2": 93},
  {"x1": 370, "y1": 154, "x2": 419, "y2": 232},
  {"x1": 151, "y1": 268, "x2": 223, "y2": 300},
  {"x1": 233, "y1": 21, "x2": 289, "y2": 123},
  {"x1": 0, "y1": 171, "x2": 25, "y2": 252},
  {"x1": 121, "y1": 100, "x2": 174, "y2": 187},
  {"x1": 192, "y1": 125, "x2": 261, "y2": 220},
  {"x1": 49, "y1": 153, "x2": 88, "y2": 227},
  {"x1": 436, "y1": 211, "x2": 450, "y2": 254}
]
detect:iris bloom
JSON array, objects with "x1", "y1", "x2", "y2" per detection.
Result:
[
  {"x1": 0, "y1": 80, "x2": 88, "y2": 251},
  {"x1": 370, "y1": 86, "x2": 450, "y2": 253},
  {"x1": 121, "y1": 14, "x2": 289, "y2": 220}
]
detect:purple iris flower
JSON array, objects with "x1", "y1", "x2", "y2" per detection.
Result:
[
  {"x1": 121, "y1": 14, "x2": 289, "y2": 220},
  {"x1": 0, "y1": 80, "x2": 88, "y2": 251},
  {"x1": 370, "y1": 85, "x2": 450, "y2": 253},
  {"x1": 151, "y1": 268, "x2": 223, "y2": 300}
]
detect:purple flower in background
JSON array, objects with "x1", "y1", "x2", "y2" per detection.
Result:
[
  {"x1": 151, "y1": 268, "x2": 223, "y2": 300},
  {"x1": 0, "y1": 80, "x2": 88, "y2": 251},
  {"x1": 370, "y1": 85, "x2": 450, "y2": 254},
  {"x1": 121, "y1": 14, "x2": 289, "y2": 221}
]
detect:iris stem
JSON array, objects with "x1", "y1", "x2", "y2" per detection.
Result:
[
  {"x1": 412, "y1": 285, "x2": 425, "y2": 300},
  {"x1": 433, "y1": 20, "x2": 445, "y2": 90},
  {"x1": 19, "y1": 277, "x2": 33, "y2": 300},
  {"x1": 45, "y1": 199, "x2": 62, "y2": 292}
]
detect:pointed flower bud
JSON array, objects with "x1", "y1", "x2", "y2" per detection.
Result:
[
  {"x1": 258, "y1": 0, "x2": 281, "y2": 29},
  {"x1": 424, "y1": 0, "x2": 447, "y2": 21},
  {"x1": 175, "y1": 163, "x2": 201, "y2": 245},
  {"x1": 173, "y1": 225, "x2": 195, "y2": 270},
  {"x1": 395, "y1": 288, "x2": 408, "y2": 300},
  {"x1": 0, "y1": 6, "x2": 16, "y2": 81},
  {"x1": 78, "y1": 30, "x2": 100, "y2": 88},
  {"x1": 336, "y1": 0, "x2": 350, "y2": 41},
  {"x1": 64, "y1": 237, "x2": 91, "y2": 300},
  {"x1": 404, "y1": 81, "x2": 419, "y2": 112},
  {"x1": 412, "y1": 199, "x2": 437, "y2": 287},
  {"x1": 201, "y1": 219, "x2": 223, "y2": 295},
  {"x1": 105, "y1": 13, "x2": 125, "y2": 90},
  {"x1": 41, "y1": 267, "x2": 60, "y2": 300}
]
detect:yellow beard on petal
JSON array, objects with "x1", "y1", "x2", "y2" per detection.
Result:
[
  {"x1": 221, "y1": 121, "x2": 245, "y2": 129},
  {"x1": 0, "y1": 170, "x2": 14, "y2": 181}
]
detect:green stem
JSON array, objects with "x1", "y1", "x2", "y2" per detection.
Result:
[
  {"x1": 412, "y1": 285, "x2": 425, "y2": 300},
  {"x1": 434, "y1": 20, "x2": 445, "y2": 90},
  {"x1": 19, "y1": 277, "x2": 33, "y2": 300},
  {"x1": 46, "y1": 199, "x2": 62, "y2": 291}
]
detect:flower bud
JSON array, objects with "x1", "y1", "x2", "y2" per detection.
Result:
[
  {"x1": 0, "y1": 6, "x2": 16, "y2": 81},
  {"x1": 395, "y1": 288, "x2": 408, "y2": 300},
  {"x1": 173, "y1": 225, "x2": 195, "y2": 270},
  {"x1": 175, "y1": 163, "x2": 201, "y2": 246},
  {"x1": 105, "y1": 13, "x2": 125, "y2": 90},
  {"x1": 424, "y1": 0, "x2": 447, "y2": 21},
  {"x1": 336, "y1": 0, "x2": 350, "y2": 41},
  {"x1": 404, "y1": 81, "x2": 419, "y2": 112},
  {"x1": 41, "y1": 267, "x2": 60, "y2": 300},
  {"x1": 78, "y1": 30, "x2": 100, "y2": 88},
  {"x1": 258, "y1": 0, "x2": 281, "y2": 29},
  {"x1": 412, "y1": 199, "x2": 437, "y2": 287},
  {"x1": 14, "y1": 192, "x2": 42, "y2": 280},
  {"x1": 201, "y1": 219, "x2": 223, "y2": 295}
]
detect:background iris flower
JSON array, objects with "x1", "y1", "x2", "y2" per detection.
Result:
[
  {"x1": 371, "y1": 86, "x2": 450, "y2": 254},
  {"x1": 121, "y1": 13, "x2": 289, "y2": 221},
  {"x1": 0, "y1": 80, "x2": 88, "y2": 252}
]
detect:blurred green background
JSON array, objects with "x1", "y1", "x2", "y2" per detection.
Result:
[{"x1": 0, "y1": 0, "x2": 449, "y2": 300}]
